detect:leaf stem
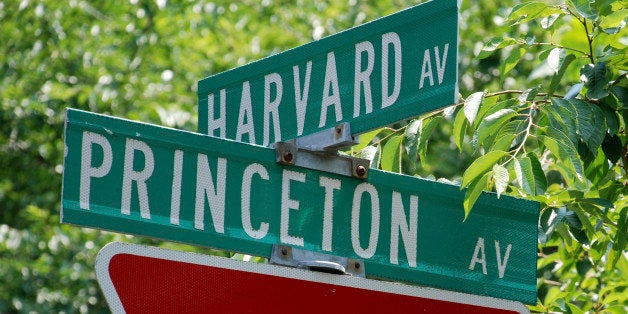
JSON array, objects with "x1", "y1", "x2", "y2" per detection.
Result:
[
  {"x1": 483, "y1": 90, "x2": 563, "y2": 99},
  {"x1": 370, "y1": 127, "x2": 403, "y2": 147},
  {"x1": 504, "y1": 106, "x2": 536, "y2": 165},
  {"x1": 580, "y1": 18, "x2": 596, "y2": 64},
  {"x1": 531, "y1": 42, "x2": 589, "y2": 57}
]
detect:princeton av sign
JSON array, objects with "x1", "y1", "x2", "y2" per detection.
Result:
[
  {"x1": 198, "y1": 0, "x2": 459, "y2": 145},
  {"x1": 62, "y1": 109, "x2": 538, "y2": 303}
]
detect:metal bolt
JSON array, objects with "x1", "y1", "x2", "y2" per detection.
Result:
[
  {"x1": 355, "y1": 165, "x2": 367, "y2": 178},
  {"x1": 335, "y1": 125, "x2": 343, "y2": 138},
  {"x1": 354, "y1": 262, "x2": 361, "y2": 269},
  {"x1": 281, "y1": 247, "x2": 288, "y2": 256},
  {"x1": 282, "y1": 151, "x2": 293, "y2": 163}
]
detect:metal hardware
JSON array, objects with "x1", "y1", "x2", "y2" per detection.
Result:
[
  {"x1": 270, "y1": 245, "x2": 365, "y2": 278},
  {"x1": 294, "y1": 122, "x2": 359, "y2": 152},
  {"x1": 274, "y1": 123, "x2": 370, "y2": 179},
  {"x1": 276, "y1": 142, "x2": 370, "y2": 179}
]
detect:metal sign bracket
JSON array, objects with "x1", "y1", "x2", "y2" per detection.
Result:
[
  {"x1": 270, "y1": 244, "x2": 365, "y2": 278},
  {"x1": 274, "y1": 123, "x2": 369, "y2": 179}
]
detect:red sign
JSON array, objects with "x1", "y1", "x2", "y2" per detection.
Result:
[{"x1": 96, "y1": 242, "x2": 529, "y2": 313}]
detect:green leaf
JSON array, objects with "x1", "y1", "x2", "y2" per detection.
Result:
[
  {"x1": 519, "y1": 87, "x2": 540, "y2": 103},
  {"x1": 569, "y1": 225, "x2": 589, "y2": 245},
  {"x1": 580, "y1": 63, "x2": 610, "y2": 100},
  {"x1": 404, "y1": 119, "x2": 421, "y2": 161},
  {"x1": 477, "y1": 109, "x2": 518, "y2": 146},
  {"x1": 507, "y1": 2, "x2": 561, "y2": 25},
  {"x1": 538, "y1": 135, "x2": 585, "y2": 182},
  {"x1": 453, "y1": 107, "x2": 468, "y2": 152},
  {"x1": 548, "y1": 53, "x2": 576, "y2": 97},
  {"x1": 501, "y1": 47, "x2": 526, "y2": 77},
  {"x1": 547, "y1": 48, "x2": 566, "y2": 74},
  {"x1": 464, "y1": 92, "x2": 484, "y2": 124},
  {"x1": 569, "y1": 0, "x2": 599, "y2": 20},
  {"x1": 599, "y1": 9, "x2": 627, "y2": 34},
  {"x1": 610, "y1": 206, "x2": 628, "y2": 267},
  {"x1": 514, "y1": 156, "x2": 536, "y2": 195},
  {"x1": 547, "y1": 98, "x2": 578, "y2": 143},
  {"x1": 602, "y1": 134, "x2": 622, "y2": 164},
  {"x1": 370, "y1": 145, "x2": 382, "y2": 169},
  {"x1": 461, "y1": 150, "x2": 509, "y2": 189},
  {"x1": 571, "y1": 98, "x2": 607, "y2": 153},
  {"x1": 478, "y1": 37, "x2": 519, "y2": 59},
  {"x1": 491, "y1": 133, "x2": 517, "y2": 152},
  {"x1": 601, "y1": 104, "x2": 619, "y2": 136},
  {"x1": 527, "y1": 152, "x2": 548, "y2": 195},
  {"x1": 585, "y1": 146, "x2": 611, "y2": 184},
  {"x1": 418, "y1": 115, "x2": 444, "y2": 161},
  {"x1": 353, "y1": 128, "x2": 385, "y2": 152},
  {"x1": 463, "y1": 171, "x2": 491, "y2": 220},
  {"x1": 611, "y1": 84, "x2": 628, "y2": 104},
  {"x1": 357, "y1": 145, "x2": 378, "y2": 161},
  {"x1": 474, "y1": 98, "x2": 515, "y2": 129},
  {"x1": 541, "y1": 13, "x2": 561, "y2": 29},
  {"x1": 381, "y1": 135, "x2": 403, "y2": 173},
  {"x1": 492, "y1": 164, "x2": 509, "y2": 198},
  {"x1": 565, "y1": 82, "x2": 584, "y2": 99},
  {"x1": 545, "y1": 126, "x2": 577, "y2": 151}
]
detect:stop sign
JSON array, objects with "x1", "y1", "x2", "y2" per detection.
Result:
[{"x1": 96, "y1": 242, "x2": 529, "y2": 313}]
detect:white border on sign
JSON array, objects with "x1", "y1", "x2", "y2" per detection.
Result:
[{"x1": 96, "y1": 242, "x2": 530, "y2": 314}]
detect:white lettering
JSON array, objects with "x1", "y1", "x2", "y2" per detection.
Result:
[
  {"x1": 382, "y1": 32, "x2": 402, "y2": 108},
  {"x1": 281, "y1": 169, "x2": 306, "y2": 246},
  {"x1": 236, "y1": 81, "x2": 256, "y2": 144},
  {"x1": 434, "y1": 44, "x2": 449, "y2": 85},
  {"x1": 319, "y1": 176, "x2": 341, "y2": 252},
  {"x1": 263, "y1": 73, "x2": 283, "y2": 146},
  {"x1": 319, "y1": 52, "x2": 343, "y2": 128},
  {"x1": 419, "y1": 48, "x2": 434, "y2": 89},
  {"x1": 121, "y1": 138, "x2": 155, "y2": 219},
  {"x1": 495, "y1": 240, "x2": 512, "y2": 278},
  {"x1": 293, "y1": 61, "x2": 312, "y2": 136},
  {"x1": 354, "y1": 41, "x2": 374, "y2": 118},
  {"x1": 207, "y1": 89, "x2": 226, "y2": 138},
  {"x1": 195, "y1": 155, "x2": 227, "y2": 233},
  {"x1": 241, "y1": 163, "x2": 270, "y2": 239},
  {"x1": 390, "y1": 192, "x2": 418, "y2": 268},
  {"x1": 351, "y1": 183, "x2": 380, "y2": 259},
  {"x1": 79, "y1": 131, "x2": 113, "y2": 210},
  {"x1": 170, "y1": 150, "x2": 183, "y2": 225},
  {"x1": 468, "y1": 237, "x2": 487, "y2": 275}
]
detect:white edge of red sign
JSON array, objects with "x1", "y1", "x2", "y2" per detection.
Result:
[{"x1": 96, "y1": 242, "x2": 530, "y2": 314}]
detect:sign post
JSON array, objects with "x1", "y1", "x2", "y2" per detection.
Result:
[
  {"x1": 62, "y1": 109, "x2": 538, "y2": 304},
  {"x1": 97, "y1": 242, "x2": 530, "y2": 313},
  {"x1": 198, "y1": 0, "x2": 459, "y2": 145}
]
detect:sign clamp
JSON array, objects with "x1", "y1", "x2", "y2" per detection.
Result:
[
  {"x1": 270, "y1": 244, "x2": 366, "y2": 278},
  {"x1": 274, "y1": 122, "x2": 370, "y2": 179}
]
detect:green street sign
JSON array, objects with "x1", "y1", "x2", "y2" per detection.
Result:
[
  {"x1": 198, "y1": 0, "x2": 459, "y2": 145},
  {"x1": 62, "y1": 109, "x2": 538, "y2": 304}
]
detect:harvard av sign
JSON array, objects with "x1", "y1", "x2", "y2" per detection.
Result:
[
  {"x1": 62, "y1": 109, "x2": 538, "y2": 304},
  {"x1": 198, "y1": 0, "x2": 459, "y2": 145}
]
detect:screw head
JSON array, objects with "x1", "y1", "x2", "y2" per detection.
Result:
[
  {"x1": 281, "y1": 247, "x2": 288, "y2": 256},
  {"x1": 334, "y1": 125, "x2": 343, "y2": 138},
  {"x1": 354, "y1": 261, "x2": 361, "y2": 269},
  {"x1": 282, "y1": 151, "x2": 293, "y2": 163},
  {"x1": 355, "y1": 165, "x2": 367, "y2": 178}
]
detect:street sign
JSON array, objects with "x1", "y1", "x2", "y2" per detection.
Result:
[
  {"x1": 97, "y1": 242, "x2": 530, "y2": 313},
  {"x1": 197, "y1": 0, "x2": 459, "y2": 146},
  {"x1": 62, "y1": 108, "x2": 538, "y2": 304}
]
